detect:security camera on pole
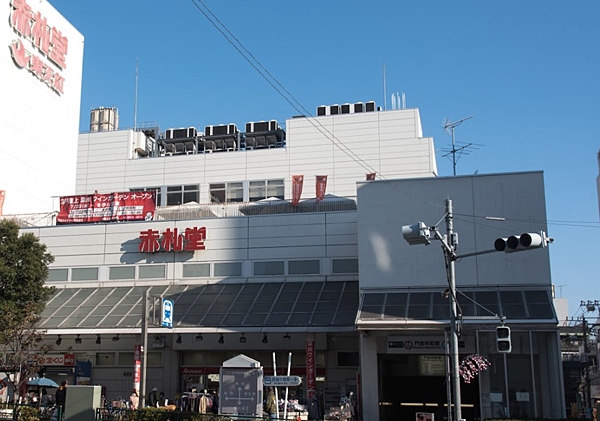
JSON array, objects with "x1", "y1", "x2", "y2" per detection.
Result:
[{"x1": 402, "y1": 199, "x2": 553, "y2": 421}]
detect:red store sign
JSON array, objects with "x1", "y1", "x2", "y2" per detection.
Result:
[
  {"x1": 58, "y1": 192, "x2": 156, "y2": 224},
  {"x1": 9, "y1": 0, "x2": 69, "y2": 94},
  {"x1": 139, "y1": 227, "x2": 206, "y2": 253},
  {"x1": 41, "y1": 353, "x2": 75, "y2": 367}
]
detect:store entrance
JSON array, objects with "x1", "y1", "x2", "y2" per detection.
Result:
[{"x1": 378, "y1": 354, "x2": 480, "y2": 421}]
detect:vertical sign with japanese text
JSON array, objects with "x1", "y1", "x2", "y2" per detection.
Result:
[
  {"x1": 8, "y1": 0, "x2": 68, "y2": 94},
  {"x1": 133, "y1": 344, "x2": 142, "y2": 393},
  {"x1": 315, "y1": 175, "x2": 327, "y2": 203},
  {"x1": 306, "y1": 339, "x2": 316, "y2": 399},
  {"x1": 292, "y1": 175, "x2": 304, "y2": 206}
]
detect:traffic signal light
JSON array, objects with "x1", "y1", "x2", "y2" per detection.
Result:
[
  {"x1": 494, "y1": 231, "x2": 553, "y2": 253},
  {"x1": 496, "y1": 326, "x2": 511, "y2": 353},
  {"x1": 402, "y1": 222, "x2": 431, "y2": 246}
]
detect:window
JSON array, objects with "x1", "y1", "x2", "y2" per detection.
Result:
[
  {"x1": 332, "y1": 259, "x2": 358, "y2": 274},
  {"x1": 96, "y1": 353, "x2": 116, "y2": 366},
  {"x1": 183, "y1": 263, "x2": 210, "y2": 278},
  {"x1": 210, "y1": 184, "x2": 226, "y2": 203},
  {"x1": 183, "y1": 185, "x2": 200, "y2": 203},
  {"x1": 214, "y1": 262, "x2": 242, "y2": 277},
  {"x1": 289, "y1": 260, "x2": 320, "y2": 275},
  {"x1": 47, "y1": 269, "x2": 68, "y2": 282},
  {"x1": 130, "y1": 187, "x2": 161, "y2": 206},
  {"x1": 139, "y1": 265, "x2": 166, "y2": 279},
  {"x1": 249, "y1": 179, "x2": 284, "y2": 201},
  {"x1": 181, "y1": 352, "x2": 205, "y2": 365},
  {"x1": 72, "y1": 267, "x2": 98, "y2": 281},
  {"x1": 254, "y1": 261, "x2": 285, "y2": 276},
  {"x1": 160, "y1": 185, "x2": 200, "y2": 206},
  {"x1": 337, "y1": 352, "x2": 360, "y2": 367},
  {"x1": 147, "y1": 352, "x2": 162, "y2": 366},
  {"x1": 109, "y1": 266, "x2": 135, "y2": 280},
  {"x1": 227, "y1": 182, "x2": 244, "y2": 202},
  {"x1": 267, "y1": 180, "x2": 284, "y2": 199},
  {"x1": 249, "y1": 181, "x2": 266, "y2": 202},
  {"x1": 211, "y1": 179, "x2": 285, "y2": 203},
  {"x1": 118, "y1": 352, "x2": 134, "y2": 366}
]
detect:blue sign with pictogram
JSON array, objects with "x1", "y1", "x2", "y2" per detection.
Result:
[{"x1": 161, "y1": 299, "x2": 174, "y2": 328}]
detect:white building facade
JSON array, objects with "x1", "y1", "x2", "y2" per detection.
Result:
[
  {"x1": 1, "y1": 0, "x2": 84, "y2": 214},
  {"x1": 12, "y1": 106, "x2": 564, "y2": 420}
]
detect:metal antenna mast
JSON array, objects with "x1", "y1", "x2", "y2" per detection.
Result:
[
  {"x1": 442, "y1": 115, "x2": 474, "y2": 176},
  {"x1": 383, "y1": 63, "x2": 387, "y2": 111},
  {"x1": 134, "y1": 58, "x2": 139, "y2": 130}
]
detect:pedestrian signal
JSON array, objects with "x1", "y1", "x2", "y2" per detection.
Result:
[{"x1": 496, "y1": 326, "x2": 511, "y2": 353}]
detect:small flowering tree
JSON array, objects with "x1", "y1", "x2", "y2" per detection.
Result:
[{"x1": 459, "y1": 354, "x2": 491, "y2": 384}]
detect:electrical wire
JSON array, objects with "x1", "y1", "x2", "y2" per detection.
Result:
[
  {"x1": 189, "y1": 0, "x2": 598, "y2": 228},
  {"x1": 188, "y1": 0, "x2": 446, "y2": 211}
]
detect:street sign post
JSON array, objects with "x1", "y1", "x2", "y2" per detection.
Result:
[
  {"x1": 263, "y1": 376, "x2": 302, "y2": 387},
  {"x1": 161, "y1": 299, "x2": 174, "y2": 328}
]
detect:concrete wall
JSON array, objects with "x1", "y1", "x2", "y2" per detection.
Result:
[
  {"x1": 357, "y1": 172, "x2": 552, "y2": 289},
  {"x1": 23, "y1": 211, "x2": 358, "y2": 283}
]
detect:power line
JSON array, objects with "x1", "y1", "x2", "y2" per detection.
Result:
[
  {"x1": 189, "y1": 0, "x2": 600, "y2": 229},
  {"x1": 188, "y1": 0, "x2": 446, "y2": 210}
]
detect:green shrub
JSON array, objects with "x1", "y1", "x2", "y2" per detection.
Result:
[{"x1": 16, "y1": 406, "x2": 40, "y2": 421}]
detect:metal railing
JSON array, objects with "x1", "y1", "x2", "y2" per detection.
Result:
[
  {"x1": 1, "y1": 197, "x2": 357, "y2": 228},
  {"x1": 95, "y1": 408, "x2": 293, "y2": 421}
]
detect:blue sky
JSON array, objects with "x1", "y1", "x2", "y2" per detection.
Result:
[{"x1": 50, "y1": 0, "x2": 600, "y2": 316}]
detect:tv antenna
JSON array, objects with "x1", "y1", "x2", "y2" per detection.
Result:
[{"x1": 441, "y1": 115, "x2": 481, "y2": 176}]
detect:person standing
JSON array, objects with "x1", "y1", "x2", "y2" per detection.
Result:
[
  {"x1": 147, "y1": 388, "x2": 159, "y2": 407},
  {"x1": 129, "y1": 391, "x2": 139, "y2": 410},
  {"x1": 264, "y1": 387, "x2": 277, "y2": 419},
  {"x1": 55, "y1": 381, "x2": 67, "y2": 421}
]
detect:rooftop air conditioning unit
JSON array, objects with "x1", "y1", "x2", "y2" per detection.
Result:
[
  {"x1": 365, "y1": 101, "x2": 376, "y2": 112},
  {"x1": 317, "y1": 106, "x2": 327, "y2": 116},
  {"x1": 329, "y1": 104, "x2": 340, "y2": 115},
  {"x1": 353, "y1": 102, "x2": 364, "y2": 113},
  {"x1": 204, "y1": 124, "x2": 238, "y2": 136},
  {"x1": 246, "y1": 120, "x2": 279, "y2": 133},
  {"x1": 341, "y1": 103, "x2": 352, "y2": 114},
  {"x1": 165, "y1": 127, "x2": 197, "y2": 139}
]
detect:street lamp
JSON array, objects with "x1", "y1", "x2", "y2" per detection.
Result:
[{"x1": 402, "y1": 198, "x2": 553, "y2": 421}]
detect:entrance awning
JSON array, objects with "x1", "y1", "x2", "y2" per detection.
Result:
[
  {"x1": 356, "y1": 286, "x2": 557, "y2": 330},
  {"x1": 39, "y1": 280, "x2": 359, "y2": 333}
]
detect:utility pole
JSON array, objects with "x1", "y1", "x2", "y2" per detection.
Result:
[
  {"x1": 402, "y1": 198, "x2": 554, "y2": 421},
  {"x1": 583, "y1": 314, "x2": 591, "y2": 414},
  {"x1": 140, "y1": 289, "x2": 149, "y2": 407},
  {"x1": 445, "y1": 199, "x2": 462, "y2": 421},
  {"x1": 580, "y1": 300, "x2": 599, "y2": 416}
]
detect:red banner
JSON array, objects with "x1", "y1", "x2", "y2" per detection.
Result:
[
  {"x1": 292, "y1": 175, "x2": 304, "y2": 206},
  {"x1": 306, "y1": 339, "x2": 316, "y2": 399},
  {"x1": 57, "y1": 191, "x2": 156, "y2": 224},
  {"x1": 133, "y1": 344, "x2": 142, "y2": 392},
  {"x1": 0, "y1": 190, "x2": 4, "y2": 216},
  {"x1": 315, "y1": 175, "x2": 327, "y2": 203},
  {"x1": 366, "y1": 173, "x2": 376, "y2": 181}
]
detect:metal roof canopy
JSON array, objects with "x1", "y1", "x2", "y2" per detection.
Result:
[
  {"x1": 356, "y1": 286, "x2": 557, "y2": 330},
  {"x1": 39, "y1": 281, "x2": 359, "y2": 334}
]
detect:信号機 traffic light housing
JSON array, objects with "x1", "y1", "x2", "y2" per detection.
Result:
[{"x1": 496, "y1": 325, "x2": 512, "y2": 353}]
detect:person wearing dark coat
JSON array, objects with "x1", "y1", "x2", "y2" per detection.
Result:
[
  {"x1": 55, "y1": 381, "x2": 67, "y2": 421},
  {"x1": 147, "y1": 388, "x2": 159, "y2": 407}
]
